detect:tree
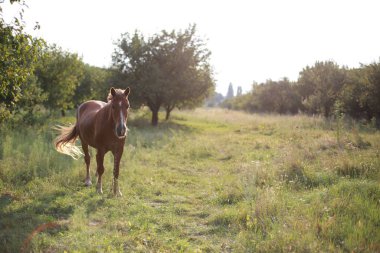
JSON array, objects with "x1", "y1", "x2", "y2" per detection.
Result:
[
  {"x1": 35, "y1": 45, "x2": 84, "y2": 116},
  {"x1": 340, "y1": 61, "x2": 380, "y2": 123},
  {"x1": 226, "y1": 83, "x2": 234, "y2": 99},
  {"x1": 113, "y1": 25, "x2": 214, "y2": 125},
  {"x1": 250, "y1": 79, "x2": 301, "y2": 114},
  {"x1": 5, "y1": 73, "x2": 47, "y2": 125},
  {"x1": 364, "y1": 61, "x2": 380, "y2": 122},
  {"x1": 339, "y1": 68, "x2": 368, "y2": 119},
  {"x1": 298, "y1": 61, "x2": 347, "y2": 117},
  {"x1": 205, "y1": 92, "x2": 224, "y2": 107},
  {"x1": 113, "y1": 31, "x2": 162, "y2": 125},
  {"x1": 159, "y1": 27, "x2": 214, "y2": 120},
  {"x1": 0, "y1": 0, "x2": 43, "y2": 122},
  {"x1": 74, "y1": 64, "x2": 110, "y2": 105}
]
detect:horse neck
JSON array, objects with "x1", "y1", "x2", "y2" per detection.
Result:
[{"x1": 100, "y1": 103, "x2": 115, "y2": 127}]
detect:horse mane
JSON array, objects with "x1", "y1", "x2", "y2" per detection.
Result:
[{"x1": 107, "y1": 89, "x2": 126, "y2": 101}]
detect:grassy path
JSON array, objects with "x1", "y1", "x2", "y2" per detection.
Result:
[{"x1": 0, "y1": 108, "x2": 379, "y2": 252}]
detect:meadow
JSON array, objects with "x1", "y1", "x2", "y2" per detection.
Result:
[{"x1": 0, "y1": 108, "x2": 379, "y2": 252}]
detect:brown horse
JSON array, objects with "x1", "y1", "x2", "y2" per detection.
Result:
[{"x1": 54, "y1": 87, "x2": 130, "y2": 196}]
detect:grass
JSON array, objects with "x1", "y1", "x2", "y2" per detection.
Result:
[{"x1": 0, "y1": 108, "x2": 379, "y2": 252}]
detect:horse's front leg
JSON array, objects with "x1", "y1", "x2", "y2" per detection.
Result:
[
  {"x1": 112, "y1": 148, "x2": 123, "y2": 197},
  {"x1": 96, "y1": 150, "x2": 105, "y2": 194}
]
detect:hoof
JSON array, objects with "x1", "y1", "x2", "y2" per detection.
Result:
[
  {"x1": 112, "y1": 179, "x2": 122, "y2": 197},
  {"x1": 85, "y1": 179, "x2": 92, "y2": 187},
  {"x1": 96, "y1": 183, "x2": 103, "y2": 194},
  {"x1": 113, "y1": 190, "x2": 123, "y2": 197}
]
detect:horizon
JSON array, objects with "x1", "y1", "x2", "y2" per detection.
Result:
[{"x1": 2, "y1": 0, "x2": 380, "y2": 94}]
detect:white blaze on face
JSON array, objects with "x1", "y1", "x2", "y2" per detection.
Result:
[
  {"x1": 119, "y1": 102, "x2": 124, "y2": 126},
  {"x1": 120, "y1": 107, "x2": 124, "y2": 127},
  {"x1": 121, "y1": 102, "x2": 128, "y2": 137},
  {"x1": 115, "y1": 101, "x2": 127, "y2": 137}
]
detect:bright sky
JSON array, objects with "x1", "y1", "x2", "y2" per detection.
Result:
[{"x1": 3, "y1": 0, "x2": 380, "y2": 95}]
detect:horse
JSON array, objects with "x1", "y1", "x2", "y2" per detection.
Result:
[{"x1": 54, "y1": 87, "x2": 131, "y2": 196}]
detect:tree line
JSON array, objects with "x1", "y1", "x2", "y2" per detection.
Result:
[
  {"x1": 2, "y1": 1, "x2": 379, "y2": 127},
  {"x1": 0, "y1": 1, "x2": 214, "y2": 126},
  {"x1": 222, "y1": 61, "x2": 380, "y2": 126}
]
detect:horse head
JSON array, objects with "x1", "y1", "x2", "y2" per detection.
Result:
[{"x1": 108, "y1": 87, "x2": 130, "y2": 139}]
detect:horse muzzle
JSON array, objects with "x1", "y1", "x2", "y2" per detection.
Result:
[{"x1": 116, "y1": 124, "x2": 127, "y2": 138}]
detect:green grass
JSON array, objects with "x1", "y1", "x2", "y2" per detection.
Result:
[{"x1": 0, "y1": 108, "x2": 379, "y2": 252}]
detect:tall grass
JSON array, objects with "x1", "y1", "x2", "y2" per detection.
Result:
[{"x1": 0, "y1": 108, "x2": 379, "y2": 252}]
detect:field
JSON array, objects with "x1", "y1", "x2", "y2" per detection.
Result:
[{"x1": 0, "y1": 108, "x2": 379, "y2": 252}]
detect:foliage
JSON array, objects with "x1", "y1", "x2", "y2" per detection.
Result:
[
  {"x1": 364, "y1": 62, "x2": 380, "y2": 121},
  {"x1": 225, "y1": 60, "x2": 380, "y2": 127},
  {"x1": 0, "y1": 109, "x2": 379, "y2": 252},
  {"x1": 113, "y1": 24, "x2": 215, "y2": 125},
  {"x1": 73, "y1": 64, "x2": 111, "y2": 105},
  {"x1": 298, "y1": 61, "x2": 347, "y2": 117},
  {"x1": 340, "y1": 61, "x2": 380, "y2": 123},
  {"x1": 223, "y1": 78, "x2": 302, "y2": 114},
  {"x1": 112, "y1": 30, "x2": 160, "y2": 124},
  {"x1": 156, "y1": 27, "x2": 214, "y2": 117},
  {"x1": 0, "y1": 0, "x2": 43, "y2": 122},
  {"x1": 205, "y1": 91, "x2": 225, "y2": 107},
  {"x1": 339, "y1": 67, "x2": 369, "y2": 119},
  {"x1": 35, "y1": 45, "x2": 84, "y2": 115},
  {"x1": 12, "y1": 74, "x2": 48, "y2": 125}
]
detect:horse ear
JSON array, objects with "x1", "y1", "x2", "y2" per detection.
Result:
[
  {"x1": 110, "y1": 87, "x2": 116, "y2": 97},
  {"x1": 124, "y1": 87, "x2": 130, "y2": 96}
]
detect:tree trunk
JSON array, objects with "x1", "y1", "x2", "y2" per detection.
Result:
[
  {"x1": 165, "y1": 109, "x2": 170, "y2": 121},
  {"x1": 0, "y1": 132, "x2": 3, "y2": 159},
  {"x1": 151, "y1": 108, "x2": 159, "y2": 126},
  {"x1": 165, "y1": 106, "x2": 172, "y2": 121},
  {"x1": 165, "y1": 104, "x2": 175, "y2": 121},
  {"x1": 61, "y1": 109, "x2": 66, "y2": 117},
  {"x1": 324, "y1": 104, "x2": 330, "y2": 118},
  {"x1": 147, "y1": 98, "x2": 161, "y2": 126}
]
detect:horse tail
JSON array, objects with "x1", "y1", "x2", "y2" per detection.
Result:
[{"x1": 54, "y1": 124, "x2": 83, "y2": 160}]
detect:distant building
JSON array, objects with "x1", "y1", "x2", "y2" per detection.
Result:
[
  {"x1": 226, "y1": 83, "x2": 234, "y2": 99},
  {"x1": 236, "y1": 86, "x2": 242, "y2": 96}
]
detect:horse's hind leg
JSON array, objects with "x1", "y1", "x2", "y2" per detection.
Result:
[{"x1": 82, "y1": 143, "x2": 91, "y2": 186}]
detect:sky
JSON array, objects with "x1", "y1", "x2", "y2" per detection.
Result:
[{"x1": 2, "y1": 0, "x2": 380, "y2": 95}]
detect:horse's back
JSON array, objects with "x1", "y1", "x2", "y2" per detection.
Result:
[{"x1": 77, "y1": 100, "x2": 107, "y2": 120}]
